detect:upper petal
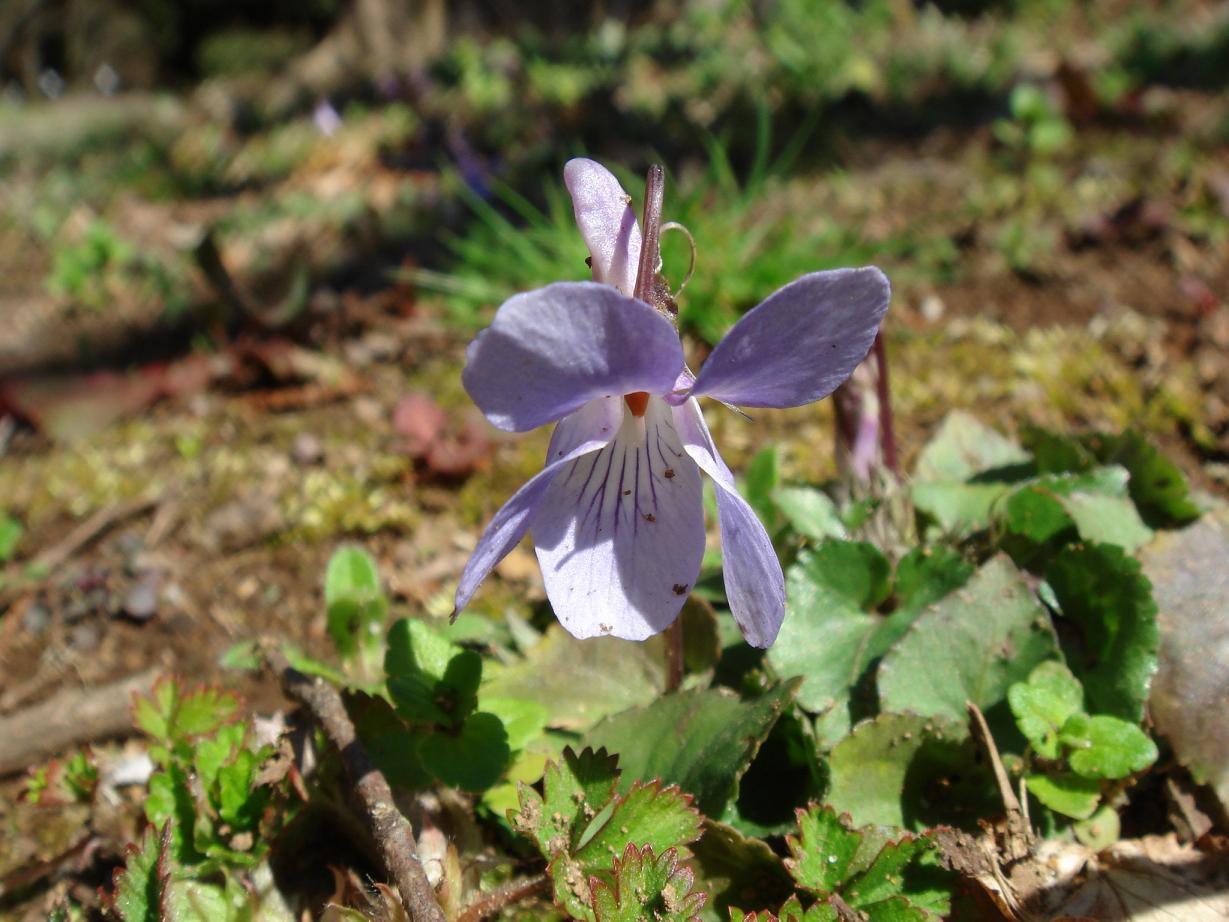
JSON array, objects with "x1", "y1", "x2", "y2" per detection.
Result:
[
  {"x1": 463, "y1": 281, "x2": 684, "y2": 432},
  {"x1": 689, "y1": 267, "x2": 890, "y2": 409},
  {"x1": 674, "y1": 398, "x2": 785, "y2": 647},
  {"x1": 532, "y1": 398, "x2": 705, "y2": 641},
  {"x1": 453, "y1": 398, "x2": 623, "y2": 615},
  {"x1": 564, "y1": 159, "x2": 642, "y2": 297}
]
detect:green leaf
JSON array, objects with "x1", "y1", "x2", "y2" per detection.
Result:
[
  {"x1": 826, "y1": 713, "x2": 992, "y2": 830},
  {"x1": 912, "y1": 482, "x2": 1013, "y2": 535},
  {"x1": 583, "y1": 682, "x2": 798, "y2": 816},
  {"x1": 864, "y1": 547, "x2": 975, "y2": 663},
  {"x1": 346, "y1": 691, "x2": 431, "y2": 790},
  {"x1": 785, "y1": 805, "x2": 862, "y2": 894},
  {"x1": 417, "y1": 711, "x2": 510, "y2": 791},
  {"x1": 769, "y1": 551, "x2": 877, "y2": 713},
  {"x1": 480, "y1": 696, "x2": 549, "y2": 752},
  {"x1": 133, "y1": 678, "x2": 241, "y2": 749},
  {"x1": 145, "y1": 765, "x2": 202, "y2": 865},
  {"x1": 844, "y1": 836, "x2": 931, "y2": 908},
  {"x1": 1007, "y1": 661, "x2": 1084, "y2": 760},
  {"x1": 0, "y1": 513, "x2": 22, "y2": 562},
  {"x1": 744, "y1": 447, "x2": 780, "y2": 528},
  {"x1": 1060, "y1": 714, "x2": 1158, "y2": 779},
  {"x1": 482, "y1": 625, "x2": 667, "y2": 731},
  {"x1": 106, "y1": 824, "x2": 173, "y2": 922},
  {"x1": 1073, "y1": 804, "x2": 1121, "y2": 851},
  {"x1": 690, "y1": 819, "x2": 794, "y2": 920},
  {"x1": 1046, "y1": 544, "x2": 1159, "y2": 722},
  {"x1": 1024, "y1": 772, "x2": 1101, "y2": 819},
  {"x1": 384, "y1": 618, "x2": 480, "y2": 727},
  {"x1": 877, "y1": 556, "x2": 1061, "y2": 742},
  {"x1": 808, "y1": 540, "x2": 892, "y2": 610},
  {"x1": 591, "y1": 845, "x2": 706, "y2": 922},
  {"x1": 914, "y1": 411, "x2": 1030, "y2": 483},
  {"x1": 772, "y1": 487, "x2": 846, "y2": 541},
  {"x1": 1000, "y1": 468, "x2": 1153, "y2": 553},
  {"x1": 324, "y1": 546, "x2": 387, "y2": 660},
  {"x1": 1078, "y1": 431, "x2": 1200, "y2": 527}
]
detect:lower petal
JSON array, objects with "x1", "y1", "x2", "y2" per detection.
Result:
[
  {"x1": 532, "y1": 398, "x2": 705, "y2": 641},
  {"x1": 453, "y1": 400, "x2": 620, "y2": 614},
  {"x1": 674, "y1": 399, "x2": 785, "y2": 648}
]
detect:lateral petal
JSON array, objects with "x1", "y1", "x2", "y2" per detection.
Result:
[
  {"x1": 452, "y1": 398, "x2": 623, "y2": 615},
  {"x1": 564, "y1": 158, "x2": 642, "y2": 296},
  {"x1": 690, "y1": 268, "x2": 890, "y2": 409},
  {"x1": 674, "y1": 399, "x2": 785, "y2": 647},
  {"x1": 532, "y1": 398, "x2": 705, "y2": 641},
  {"x1": 463, "y1": 281, "x2": 684, "y2": 432}
]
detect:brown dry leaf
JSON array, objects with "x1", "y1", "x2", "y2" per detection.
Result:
[{"x1": 1038, "y1": 835, "x2": 1229, "y2": 921}]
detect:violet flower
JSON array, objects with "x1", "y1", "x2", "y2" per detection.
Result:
[{"x1": 453, "y1": 159, "x2": 889, "y2": 648}]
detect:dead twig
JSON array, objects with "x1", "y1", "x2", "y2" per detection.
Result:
[
  {"x1": 455, "y1": 874, "x2": 549, "y2": 922},
  {"x1": 967, "y1": 700, "x2": 1034, "y2": 858},
  {"x1": 34, "y1": 493, "x2": 161, "y2": 573},
  {"x1": 262, "y1": 644, "x2": 446, "y2": 922},
  {"x1": 0, "y1": 667, "x2": 160, "y2": 775}
]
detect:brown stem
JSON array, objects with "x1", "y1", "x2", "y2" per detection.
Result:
[
  {"x1": 455, "y1": 873, "x2": 549, "y2": 922},
  {"x1": 263, "y1": 645, "x2": 446, "y2": 922},
  {"x1": 871, "y1": 332, "x2": 899, "y2": 476},
  {"x1": 633, "y1": 165, "x2": 665, "y2": 304},
  {"x1": 665, "y1": 617, "x2": 685, "y2": 692},
  {"x1": 966, "y1": 700, "x2": 1033, "y2": 858}
]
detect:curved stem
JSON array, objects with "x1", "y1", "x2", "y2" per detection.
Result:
[{"x1": 633, "y1": 165, "x2": 665, "y2": 304}]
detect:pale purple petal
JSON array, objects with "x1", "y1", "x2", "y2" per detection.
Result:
[
  {"x1": 453, "y1": 399, "x2": 621, "y2": 614},
  {"x1": 463, "y1": 281, "x2": 684, "y2": 432},
  {"x1": 533, "y1": 397, "x2": 705, "y2": 641},
  {"x1": 564, "y1": 159, "x2": 642, "y2": 296},
  {"x1": 674, "y1": 399, "x2": 785, "y2": 647},
  {"x1": 689, "y1": 268, "x2": 890, "y2": 408}
]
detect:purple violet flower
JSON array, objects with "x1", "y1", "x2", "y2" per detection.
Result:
[{"x1": 453, "y1": 159, "x2": 890, "y2": 647}]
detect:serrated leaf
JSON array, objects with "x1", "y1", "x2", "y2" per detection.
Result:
[
  {"x1": 513, "y1": 747, "x2": 621, "y2": 855},
  {"x1": 384, "y1": 618, "x2": 480, "y2": 727},
  {"x1": 166, "y1": 880, "x2": 240, "y2": 922},
  {"x1": 1060, "y1": 714, "x2": 1158, "y2": 779},
  {"x1": 482, "y1": 625, "x2": 667, "y2": 731},
  {"x1": 772, "y1": 486, "x2": 846, "y2": 541},
  {"x1": 591, "y1": 845, "x2": 706, "y2": 922},
  {"x1": 877, "y1": 556, "x2": 1061, "y2": 744},
  {"x1": 1025, "y1": 772, "x2": 1101, "y2": 819},
  {"x1": 844, "y1": 836, "x2": 931, "y2": 907},
  {"x1": 785, "y1": 805, "x2": 862, "y2": 894},
  {"x1": 133, "y1": 678, "x2": 240, "y2": 748},
  {"x1": 826, "y1": 713, "x2": 994, "y2": 830},
  {"x1": 106, "y1": 824, "x2": 173, "y2": 922},
  {"x1": 417, "y1": 711, "x2": 509, "y2": 791},
  {"x1": 914, "y1": 412, "x2": 1030, "y2": 483},
  {"x1": 584, "y1": 682, "x2": 797, "y2": 816},
  {"x1": 859, "y1": 896, "x2": 929, "y2": 922},
  {"x1": 575, "y1": 782, "x2": 703, "y2": 867},
  {"x1": 145, "y1": 765, "x2": 201, "y2": 866},
  {"x1": 324, "y1": 546, "x2": 387, "y2": 660},
  {"x1": 1007, "y1": 661, "x2": 1084, "y2": 760},
  {"x1": 1046, "y1": 544, "x2": 1159, "y2": 722}
]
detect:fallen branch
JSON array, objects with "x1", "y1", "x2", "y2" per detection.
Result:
[
  {"x1": 0, "y1": 667, "x2": 160, "y2": 775},
  {"x1": 263, "y1": 644, "x2": 446, "y2": 922}
]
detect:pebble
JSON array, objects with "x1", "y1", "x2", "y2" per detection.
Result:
[
  {"x1": 68, "y1": 622, "x2": 100, "y2": 652},
  {"x1": 123, "y1": 572, "x2": 161, "y2": 621},
  {"x1": 21, "y1": 601, "x2": 51, "y2": 635},
  {"x1": 292, "y1": 432, "x2": 324, "y2": 465}
]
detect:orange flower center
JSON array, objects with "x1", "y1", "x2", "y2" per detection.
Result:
[{"x1": 624, "y1": 391, "x2": 650, "y2": 417}]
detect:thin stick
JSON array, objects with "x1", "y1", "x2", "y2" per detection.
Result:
[
  {"x1": 455, "y1": 873, "x2": 549, "y2": 922},
  {"x1": 633, "y1": 165, "x2": 665, "y2": 304},
  {"x1": 35, "y1": 493, "x2": 161, "y2": 573},
  {"x1": 665, "y1": 617, "x2": 684, "y2": 692},
  {"x1": 264, "y1": 645, "x2": 446, "y2": 922},
  {"x1": 871, "y1": 332, "x2": 899, "y2": 476},
  {"x1": 966, "y1": 701, "x2": 1033, "y2": 857}
]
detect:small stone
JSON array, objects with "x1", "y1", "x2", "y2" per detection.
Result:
[
  {"x1": 68, "y1": 622, "x2": 100, "y2": 651},
  {"x1": 21, "y1": 602, "x2": 51, "y2": 635},
  {"x1": 292, "y1": 432, "x2": 324, "y2": 465},
  {"x1": 123, "y1": 571, "x2": 161, "y2": 621},
  {"x1": 920, "y1": 294, "x2": 946, "y2": 323}
]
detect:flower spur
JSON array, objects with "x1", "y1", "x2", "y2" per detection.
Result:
[{"x1": 453, "y1": 159, "x2": 890, "y2": 648}]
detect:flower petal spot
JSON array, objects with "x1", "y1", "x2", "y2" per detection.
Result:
[
  {"x1": 664, "y1": 467, "x2": 675, "y2": 479},
  {"x1": 672, "y1": 583, "x2": 688, "y2": 595}
]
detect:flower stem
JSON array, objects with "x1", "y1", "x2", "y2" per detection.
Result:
[
  {"x1": 666, "y1": 616, "x2": 684, "y2": 691},
  {"x1": 634, "y1": 164, "x2": 665, "y2": 304},
  {"x1": 872, "y1": 331, "x2": 900, "y2": 476}
]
